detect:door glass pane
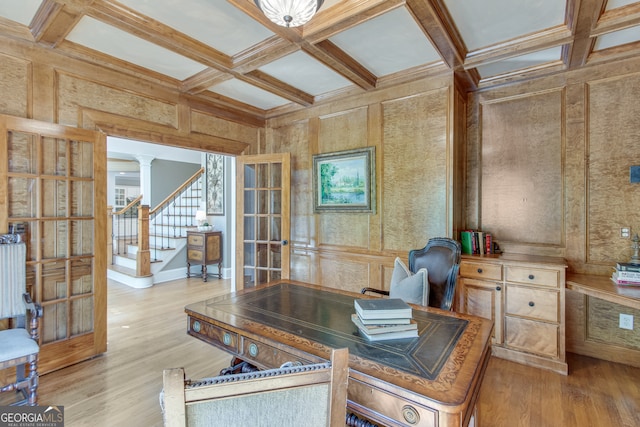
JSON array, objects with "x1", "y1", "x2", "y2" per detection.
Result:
[
  {"x1": 256, "y1": 269, "x2": 268, "y2": 284},
  {"x1": 42, "y1": 302, "x2": 68, "y2": 343},
  {"x1": 244, "y1": 190, "x2": 256, "y2": 214},
  {"x1": 243, "y1": 242, "x2": 255, "y2": 265},
  {"x1": 71, "y1": 220, "x2": 93, "y2": 256},
  {"x1": 257, "y1": 163, "x2": 268, "y2": 187},
  {"x1": 70, "y1": 140, "x2": 93, "y2": 178},
  {"x1": 257, "y1": 190, "x2": 268, "y2": 214},
  {"x1": 257, "y1": 243, "x2": 268, "y2": 267},
  {"x1": 243, "y1": 267, "x2": 255, "y2": 287},
  {"x1": 270, "y1": 245, "x2": 281, "y2": 269},
  {"x1": 8, "y1": 177, "x2": 37, "y2": 217},
  {"x1": 271, "y1": 270, "x2": 281, "y2": 281},
  {"x1": 42, "y1": 261, "x2": 66, "y2": 301},
  {"x1": 270, "y1": 191, "x2": 281, "y2": 215},
  {"x1": 8, "y1": 131, "x2": 37, "y2": 174},
  {"x1": 244, "y1": 216, "x2": 255, "y2": 240},
  {"x1": 270, "y1": 217, "x2": 281, "y2": 241},
  {"x1": 71, "y1": 180, "x2": 93, "y2": 217},
  {"x1": 42, "y1": 179, "x2": 67, "y2": 217},
  {"x1": 71, "y1": 296, "x2": 94, "y2": 336},
  {"x1": 244, "y1": 164, "x2": 256, "y2": 188},
  {"x1": 270, "y1": 163, "x2": 282, "y2": 187},
  {"x1": 42, "y1": 137, "x2": 67, "y2": 176},
  {"x1": 71, "y1": 258, "x2": 93, "y2": 296},
  {"x1": 258, "y1": 217, "x2": 268, "y2": 241},
  {"x1": 42, "y1": 220, "x2": 67, "y2": 259}
]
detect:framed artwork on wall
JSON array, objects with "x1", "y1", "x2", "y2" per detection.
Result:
[
  {"x1": 206, "y1": 153, "x2": 224, "y2": 215},
  {"x1": 312, "y1": 147, "x2": 375, "y2": 213}
]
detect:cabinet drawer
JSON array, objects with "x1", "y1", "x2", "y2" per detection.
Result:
[
  {"x1": 504, "y1": 316, "x2": 559, "y2": 358},
  {"x1": 188, "y1": 249, "x2": 203, "y2": 262},
  {"x1": 188, "y1": 316, "x2": 238, "y2": 353},
  {"x1": 505, "y1": 266, "x2": 559, "y2": 288},
  {"x1": 460, "y1": 261, "x2": 502, "y2": 281},
  {"x1": 187, "y1": 234, "x2": 204, "y2": 246},
  {"x1": 241, "y1": 338, "x2": 315, "y2": 369},
  {"x1": 505, "y1": 286, "x2": 558, "y2": 322}
]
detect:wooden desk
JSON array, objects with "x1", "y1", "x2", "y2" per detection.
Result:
[
  {"x1": 566, "y1": 273, "x2": 640, "y2": 310},
  {"x1": 185, "y1": 280, "x2": 493, "y2": 427}
]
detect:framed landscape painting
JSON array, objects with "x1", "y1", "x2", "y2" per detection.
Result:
[{"x1": 313, "y1": 147, "x2": 375, "y2": 213}]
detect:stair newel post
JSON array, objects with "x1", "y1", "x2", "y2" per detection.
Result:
[{"x1": 137, "y1": 204, "x2": 151, "y2": 277}]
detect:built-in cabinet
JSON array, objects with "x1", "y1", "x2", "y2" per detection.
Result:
[{"x1": 459, "y1": 254, "x2": 567, "y2": 374}]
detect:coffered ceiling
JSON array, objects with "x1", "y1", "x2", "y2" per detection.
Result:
[{"x1": 1, "y1": 0, "x2": 640, "y2": 119}]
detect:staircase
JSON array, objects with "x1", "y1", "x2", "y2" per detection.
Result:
[{"x1": 108, "y1": 168, "x2": 204, "y2": 288}]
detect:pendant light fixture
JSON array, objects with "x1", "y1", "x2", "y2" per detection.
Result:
[{"x1": 254, "y1": 0, "x2": 324, "y2": 28}]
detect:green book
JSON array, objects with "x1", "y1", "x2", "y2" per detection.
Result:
[{"x1": 461, "y1": 231, "x2": 473, "y2": 254}]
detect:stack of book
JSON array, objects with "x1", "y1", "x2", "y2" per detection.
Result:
[
  {"x1": 352, "y1": 298, "x2": 418, "y2": 341},
  {"x1": 612, "y1": 262, "x2": 640, "y2": 286}
]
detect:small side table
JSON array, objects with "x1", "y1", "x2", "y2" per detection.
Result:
[{"x1": 186, "y1": 230, "x2": 222, "y2": 282}]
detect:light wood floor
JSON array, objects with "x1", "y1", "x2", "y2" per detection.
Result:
[{"x1": 8, "y1": 278, "x2": 640, "y2": 427}]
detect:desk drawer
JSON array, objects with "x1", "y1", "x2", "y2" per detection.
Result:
[
  {"x1": 460, "y1": 261, "x2": 502, "y2": 281},
  {"x1": 188, "y1": 316, "x2": 238, "y2": 353},
  {"x1": 504, "y1": 316, "x2": 559, "y2": 358},
  {"x1": 505, "y1": 266, "x2": 560, "y2": 288},
  {"x1": 348, "y1": 378, "x2": 436, "y2": 427},
  {"x1": 241, "y1": 338, "x2": 315, "y2": 369},
  {"x1": 505, "y1": 286, "x2": 558, "y2": 322}
]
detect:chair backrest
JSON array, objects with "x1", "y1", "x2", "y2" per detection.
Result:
[
  {"x1": 162, "y1": 348, "x2": 349, "y2": 427},
  {"x1": 408, "y1": 237, "x2": 461, "y2": 310}
]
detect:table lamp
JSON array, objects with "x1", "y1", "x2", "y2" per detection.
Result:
[{"x1": 195, "y1": 210, "x2": 209, "y2": 231}]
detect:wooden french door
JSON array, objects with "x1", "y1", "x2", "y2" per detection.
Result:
[
  {"x1": 235, "y1": 153, "x2": 290, "y2": 290},
  {"x1": 0, "y1": 114, "x2": 107, "y2": 374}
]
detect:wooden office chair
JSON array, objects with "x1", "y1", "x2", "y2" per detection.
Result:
[
  {"x1": 0, "y1": 239, "x2": 43, "y2": 406},
  {"x1": 362, "y1": 237, "x2": 462, "y2": 311},
  {"x1": 161, "y1": 348, "x2": 349, "y2": 427}
]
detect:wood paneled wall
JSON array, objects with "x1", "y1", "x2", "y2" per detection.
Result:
[
  {"x1": 0, "y1": 36, "x2": 260, "y2": 155},
  {"x1": 466, "y1": 56, "x2": 640, "y2": 362},
  {"x1": 264, "y1": 75, "x2": 464, "y2": 294}
]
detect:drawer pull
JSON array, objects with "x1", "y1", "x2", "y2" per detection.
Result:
[
  {"x1": 223, "y1": 332, "x2": 232, "y2": 346},
  {"x1": 477, "y1": 268, "x2": 483, "y2": 274},
  {"x1": 496, "y1": 286, "x2": 502, "y2": 291},
  {"x1": 402, "y1": 405, "x2": 420, "y2": 425},
  {"x1": 193, "y1": 321, "x2": 201, "y2": 333},
  {"x1": 249, "y1": 343, "x2": 259, "y2": 357},
  {"x1": 528, "y1": 274, "x2": 535, "y2": 280},
  {"x1": 528, "y1": 301, "x2": 535, "y2": 307}
]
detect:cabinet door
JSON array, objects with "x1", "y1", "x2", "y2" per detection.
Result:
[{"x1": 462, "y1": 277, "x2": 503, "y2": 344}]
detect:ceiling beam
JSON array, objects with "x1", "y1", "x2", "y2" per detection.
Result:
[
  {"x1": 565, "y1": 0, "x2": 606, "y2": 69},
  {"x1": 306, "y1": 40, "x2": 377, "y2": 90}
]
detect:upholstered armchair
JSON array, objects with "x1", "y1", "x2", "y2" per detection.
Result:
[
  {"x1": 1, "y1": 238, "x2": 43, "y2": 406},
  {"x1": 161, "y1": 348, "x2": 349, "y2": 427},
  {"x1": 362, "y1": 237, "x2": 462, "y2": 311}
]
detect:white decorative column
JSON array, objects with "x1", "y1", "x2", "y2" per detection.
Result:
[{"x1": 135, "y1": 154, "x2": 155, "y2": 205}]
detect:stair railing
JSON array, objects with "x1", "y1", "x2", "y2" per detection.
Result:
[
  {"x1": 110, "y1": 195, "x2": 143, "y2": 263},
  {"x1": 148, "y1": 167, "x2": 204, "y2": 261}
]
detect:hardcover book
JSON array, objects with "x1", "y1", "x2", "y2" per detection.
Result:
[
  {"x1": 354, "y1": 298, "x2": 412, "y2": 320},
  {"x1": 356, "y1": 327, "x2": 418, "y2": 342},
  {"x1": 351, "y1": 314, "x2": 417, "y2": 335},
  {"x1": 616, "y1": 262, "x2": 640, "y2": 272}
]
